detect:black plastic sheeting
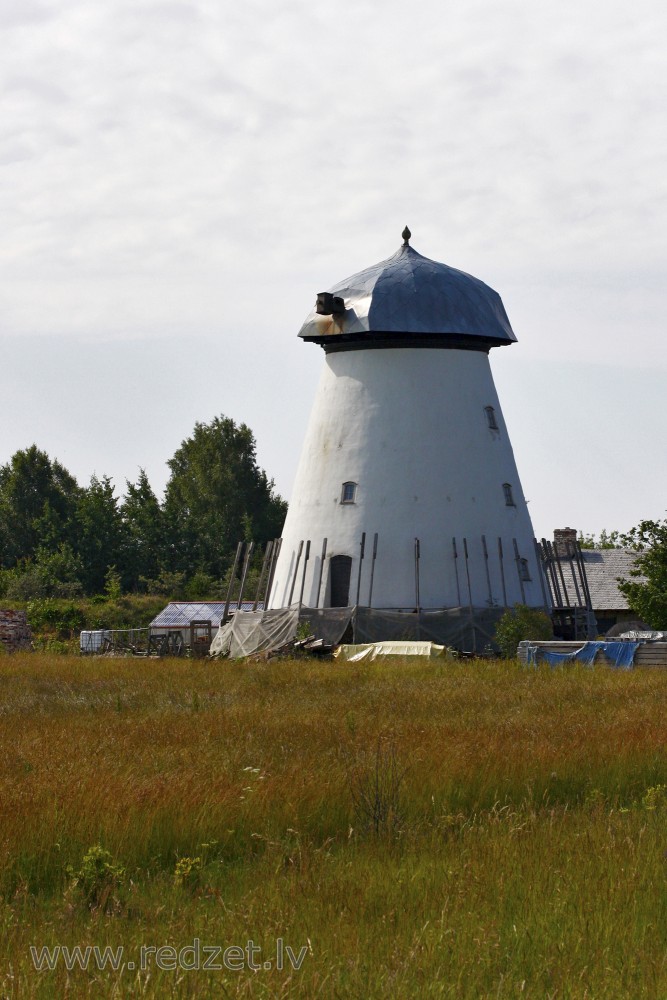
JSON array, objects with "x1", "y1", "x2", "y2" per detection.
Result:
[
  {"x1": 299, "y1": 607, "x2": 355, "y2": 646},
  {"x1": 351, "y1": 607, "x2": 505, "y2": 653},
  {"x1": 300, "y1": 605, "x2": 506, "y2": 655}
]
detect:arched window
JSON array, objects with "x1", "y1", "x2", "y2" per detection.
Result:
[
  {"x1": 341, "y1": 482, "x2": 357, "y2": 504},
  {"x1": 519, "y1": 558, "x2": 531, "y2": 582},
  {"x1": 503, "y1": 483, "x2": 515, "y2": 507},
  {"x1": 484, "y1": 406, "x2": 499, "y2": 430}
]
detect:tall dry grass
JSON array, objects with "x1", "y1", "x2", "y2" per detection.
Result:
[{"x1": 1, "y1": 653, "x2": 667, "y2": 997}]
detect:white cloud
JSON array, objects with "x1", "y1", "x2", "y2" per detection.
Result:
[{"x1": 1, "y1": 0, "x2": 666, "y2": 531}]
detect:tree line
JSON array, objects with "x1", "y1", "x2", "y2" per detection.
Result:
[{"x1": 0, "y1": 416, "x2": 287, "y2": 601}]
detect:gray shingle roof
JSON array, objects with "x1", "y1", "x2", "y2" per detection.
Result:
[{"x1": 581, "y1": 549, "x2": 643, "y2": 611}]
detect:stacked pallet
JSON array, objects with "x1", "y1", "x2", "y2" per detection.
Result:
[
  {"x1": 518, "y1": 640, "x2": 667, "y2": 667},
  {"x1": 0, "y1": 609, "x2": 33, "y2": 653}
]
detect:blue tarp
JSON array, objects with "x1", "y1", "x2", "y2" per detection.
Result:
[{"x1": 526, "y1": 641, "x2": 641, "y2": 668}]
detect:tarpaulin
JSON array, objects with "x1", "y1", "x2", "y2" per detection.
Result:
[
  {"x1": 210, "y1": 605, "x2": 300, "y2": 659},
  {"x1": 334, "y1": 641, "x2": 450, "y2": 662},
  {"x1": 526, "y1": 641, "x2": 641, "y2": 669}
]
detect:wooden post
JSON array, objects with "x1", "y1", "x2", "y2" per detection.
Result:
[
  {"x1": 573, "y1": 540, "x2": 594, "y2": 611},
  {"x1": 542, "y1": 539, "x2": 563, "y2": 608},
  {"x1": 551, "y1": 539, "x2": 571, "y2": 608},
  {"x1": 452, "y1": 537, "x2": 462, "y2": 606},
  {"x1": 463, "y1": 537, "x2": 476, "y2": 653},
  {"x1": 482, "y1": 534, "x2": 493, "y2": 606},
  {"x1": 288, "y1": 540, "x2": 304, "y2": 606},
  {"x1": 512, "y1": 538, "x2": 526, "y2": 604},
  {"x1": 564, "y1": 540, "x2": 584, "y2": 608},
  {"x1": 367, "y1": 533, "x2": 378, "y2": 607},
  {"x1": 533, "y1": 538, "x2": 550, "y2": 611},
  {"x1": 236, "y1": 541, "x2": 254, "y2": 609},
  {"x1": 252, "y1": 540, "x2": 273, "y2": 611},
  {"x1": 298, "y1": 540, "x2": 311, "y2": 606},
  {"x1": 223, "y1": 541, "x2": 243, "y2": 623},
  {"x1": 315, "y1": 538, "x2": 327, "y2": 608},
  {"x1": 498, "y1": 537, "x2": 508, "y2": 608},
  {"x1": 414, "y1": 537, "x2": 421, "y2": 611},
  {"x1": 264, "y1": 537, "x2": 282, "y2": 607},
  {"x1": 414, "y1": 537, "x2": 421, "y2": 641},
  {"x1": 355, "y1": 532, "x2": 366, "y2": 606}
]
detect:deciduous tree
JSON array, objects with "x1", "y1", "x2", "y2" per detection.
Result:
[
  {"x1": 0, "y1": 446, "x2": 80, "y2": 568},
  {"x1": 163, "y1": 416, "x2": 286, "y2": 578},
  {"x1": 617, "y1": 519, "x2": 667, "y2": 629}
]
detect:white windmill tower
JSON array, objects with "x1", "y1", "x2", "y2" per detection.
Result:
[{"x1": 268, "y1": 229, "x2": 547, "y2": 632}]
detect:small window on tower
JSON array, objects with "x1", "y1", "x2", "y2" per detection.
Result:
[
  {"x1": 484, "y1": 406, "x2": 498, "y2": 430},
  {"x1": 503, "y1": 483, "x2": 515, "y2": 507},
  {"x1": 519, "y1": 558, "x2": 531, "y2": 582},
  {"x1": 341, "y1": 482, "x2": 357, "y2": 504}
]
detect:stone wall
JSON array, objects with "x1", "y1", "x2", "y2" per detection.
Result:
[{"x1": 0, "y1": 610, "x2": 33, "y2": 653}]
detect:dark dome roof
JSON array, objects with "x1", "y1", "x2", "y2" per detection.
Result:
[{"x1": 298, "y1": 242, "x2": 516, "y2": 350}]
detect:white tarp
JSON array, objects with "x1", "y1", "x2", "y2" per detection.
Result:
[
  {"x1": 209, "y1": 604, "x2": 300, "y2": 659},
  {"x1": 334, "y1": 640, "x2": 450, "y2": 662}
]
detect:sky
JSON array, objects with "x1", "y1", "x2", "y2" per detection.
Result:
[{"x1": 2, "y1": 0, "x2": 666, "y2": 541}]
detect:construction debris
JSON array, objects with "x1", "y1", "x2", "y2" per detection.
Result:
[
  {"x1": 242, "y1": 634, "x2": 334, "y2": 662},
  {"x1": 0, "y1": 610, "x2": 33, "y2": 653}
]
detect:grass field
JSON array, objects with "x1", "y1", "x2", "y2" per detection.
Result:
[{"x1": 1, "y1": 652, "x2": 667, "y2": 998}]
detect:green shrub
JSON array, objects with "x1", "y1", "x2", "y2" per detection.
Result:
[
  {"x1": 642, "y1": 784, "x2": 667, "y2": 811},
  {"x1": 3, "y1": 565, "x2": 50, "y2": 601},
  {"x1": 183, "y1": 569, "x2": 220, "y2": 601},
  {"x1": 26, "y1": 598, "x2": 86, "y2": 637},
  {"x1": 66, "y1": 845, "x2": 125, "y2": 911},
  {"x1": 104, "y1": 566, "x2": 123, "y2": 601},
  {"x1": 2, "y1": 546, "x2": 84, "y2": 601},
  {"x1": 173, "y1": 856, "x2": 203, "y2": 890},
  {"x1": 495, "y1": 604, "x2": 553, "y2": 658}
]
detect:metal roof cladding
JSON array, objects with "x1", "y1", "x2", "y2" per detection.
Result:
[
  {"x1": 149, "y1": 602, "x2": 262, "y2": 628},
  {"x1": 299, "y1": 228, "x2": 517, "y2": 350}
]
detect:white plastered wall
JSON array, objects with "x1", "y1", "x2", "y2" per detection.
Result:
[{"x1": 269, "y1": 347, "x2": 545, "y2": 610}]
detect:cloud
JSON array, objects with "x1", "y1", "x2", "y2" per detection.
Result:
[{"x1": 1, "y1": 0, "x2": 665, "y2": 530}]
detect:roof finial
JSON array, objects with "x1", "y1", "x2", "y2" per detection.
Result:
[{"x1": 402, "y1": 225, "x2": 411, "y2": 246}]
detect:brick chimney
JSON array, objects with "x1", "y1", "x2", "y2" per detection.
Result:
[{"x1": 553, "y1": 527, "x2": 577, "y2": 558}]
